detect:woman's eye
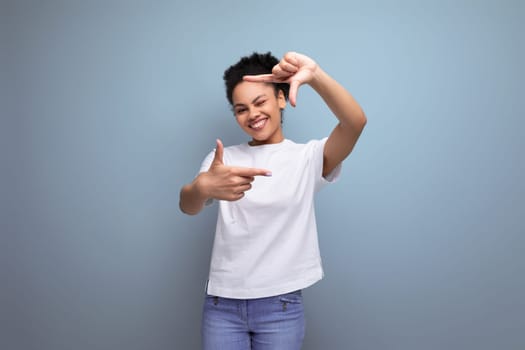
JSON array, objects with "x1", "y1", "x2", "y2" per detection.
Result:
[
  {"x1": 256, "y1": 100, "x2": 266, "y2": 106},
  {"x1": 235, "y1": 108, "x2": 247, "y2": 114}
]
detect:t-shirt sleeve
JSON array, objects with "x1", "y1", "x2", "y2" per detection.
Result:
[
  {"x1": 199, "y1": 150, "x2": 216, "y2": 174},
  {"x1": 309, "y1": 137, "x2": 342, "y2": 192},
  {"x1": 197, "y1": 149, "x2": 216, "y2": 206}
]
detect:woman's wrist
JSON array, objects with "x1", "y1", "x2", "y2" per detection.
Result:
[
  {"x1": 308, "y1": 66, "x2": 327, "y2": 91},
  {"x1": 195, "y1": 172, "x2": 212, "y2": 202}
]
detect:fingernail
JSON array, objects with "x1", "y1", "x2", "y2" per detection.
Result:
[{"x1": 265, "y1": 172, "x2": 272, "y2": 177}]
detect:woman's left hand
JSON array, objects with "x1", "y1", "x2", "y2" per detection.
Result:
[{"x1": 243, "y1": 52, "x2": 318, "y2": 107}]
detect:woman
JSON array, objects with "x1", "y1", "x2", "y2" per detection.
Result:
[{"x1": 180, "y1": 51, "x2": 366, "y2": 349}]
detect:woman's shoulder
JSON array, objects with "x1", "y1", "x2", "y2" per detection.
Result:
[{"x1": 288, "y1": 137, "x2": 328, "y2": 151}]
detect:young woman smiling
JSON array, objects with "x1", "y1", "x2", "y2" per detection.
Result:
[{"x1": 180, "y1": 51, "x2": 366, "y2": 350}]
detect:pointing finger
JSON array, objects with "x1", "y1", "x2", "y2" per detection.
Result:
[
  {"x1": 233, "y1": 167, "x2": 272, "y2": 177},
  {"x1": 243, "y1": 74, "x2": 277, "y2": 83}
]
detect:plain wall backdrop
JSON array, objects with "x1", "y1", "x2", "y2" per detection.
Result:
[{"x1": 2, "y1": 0, "x2": 524, "y2": 349}]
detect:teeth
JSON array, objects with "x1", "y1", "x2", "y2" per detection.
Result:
[{"x1": 251, "y1": 118, "x2": 267, "y2": 130}]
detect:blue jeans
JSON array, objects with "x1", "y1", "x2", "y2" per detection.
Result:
[{"x1": 201, "y1": 290, "x2": 305, "y2": 350}]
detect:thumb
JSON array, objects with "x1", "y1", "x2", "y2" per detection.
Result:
[
  {"x1": 289, "y1": 80, "x2": 300, "y2": 107},
  {"x1": 212, "y1": 139, "x2": 224, "y2": 165}
]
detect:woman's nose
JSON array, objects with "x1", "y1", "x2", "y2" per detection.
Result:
[{"x1": 248, "y1": 106, "x2": 260, "y2": 119}]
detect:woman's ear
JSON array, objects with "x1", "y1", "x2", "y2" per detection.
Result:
[{"x1": 277, "y1": 89, "x2": 287, "y2": 109}]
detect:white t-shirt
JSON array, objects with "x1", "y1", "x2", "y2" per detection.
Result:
[{"x1": 198, "y1": 138, "x2": 341, "y2": 299}]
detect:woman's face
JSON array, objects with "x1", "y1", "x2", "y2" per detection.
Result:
[{"x1": 232, "y1": 81, "x2": 287, "y2": 146}]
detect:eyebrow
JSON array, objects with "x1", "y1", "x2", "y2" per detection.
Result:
[{"x1": 234, "y1": 94, "x2": 266, "y2": 108}]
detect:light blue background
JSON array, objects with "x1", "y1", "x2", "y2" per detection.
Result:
[{"x1": 2, "y1": 0, "x2": 524, "y2": 349}]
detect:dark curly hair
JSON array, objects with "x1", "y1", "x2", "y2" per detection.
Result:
[{"x1": 223, "y1": 52, "x2": 290, "y2": 106}]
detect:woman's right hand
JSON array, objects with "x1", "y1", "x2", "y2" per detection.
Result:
[{"x1": 198, "y1": 139, "x2": 271, "y2": 201}]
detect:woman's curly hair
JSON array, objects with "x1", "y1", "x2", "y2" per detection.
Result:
[{"x1": 223, "y1": 52, "x2": 290, "y2": 106}]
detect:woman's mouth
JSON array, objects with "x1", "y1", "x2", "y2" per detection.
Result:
[{"x1": 249, "y1": 118, "x2": 268, "y2": 131}]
